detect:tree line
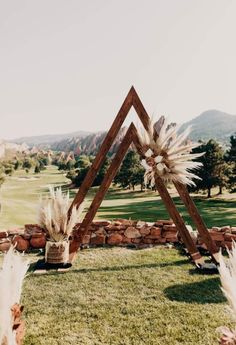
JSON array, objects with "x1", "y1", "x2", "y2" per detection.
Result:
[
  {"x1": 0, "y1": 153, "x2": 52, "y2": 187},
  {"x1": 60, "y1": 134, "x2": 236, "y2": 198}
]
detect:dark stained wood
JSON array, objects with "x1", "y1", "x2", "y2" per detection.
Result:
[
  {"x1": 69, "y1": 86, "x2": 152, "y2": 215},
  {"x1": 131, "y1": 87, "x2": 150, "y2": 131},
  {"x1": 154, "y1": 175, "x2": 203, "y2": 264},
  {"x1": 174, "y1": 182, "x2": 219, "y2": 263},
  {"x1": 69, "y1": 87, "x2": 216, "y2": 265},
  {"x1": 72, "y1": 124, "x2": 135, "y2": 249},
  {"x1": 68, "y1": 87, "x2": 133, "y2": 215}
]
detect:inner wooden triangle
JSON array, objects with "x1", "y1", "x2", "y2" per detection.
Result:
[{"x1": 69, "y1": 86, "x2": 219, "y2": 265}]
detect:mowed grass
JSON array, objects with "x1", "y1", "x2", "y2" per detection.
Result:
[
  {"x1": 19, "y1": 247, "x2": 231, "y2": 345},
  {"x1": 0, "y1": 165, "x2": 236, "y2": 229},
  {"x1": 0, "y1": 166, "x2": 235, "y2": 344},
  {"x1": 0, "y1": 166, "x2": 69, "y2": 228}
]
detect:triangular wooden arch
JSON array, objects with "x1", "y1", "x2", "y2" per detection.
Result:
[{"x1": 69, "y1": 87, "x2": 219, "y2": 265}]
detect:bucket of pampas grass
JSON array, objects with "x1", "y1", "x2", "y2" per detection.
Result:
[
  {"x1": 38, "y1": 187, "x2": 84, "y2": 265},
  {"x1": 217, "y1": 242, "x2": 236, "y2": 344},
  {"x1": 0, "y1": 246, "x2": 29, "y2": 345}
]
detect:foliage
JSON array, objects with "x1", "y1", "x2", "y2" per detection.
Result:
[
  {"x1": 191, "y1": 139, "x2": 228, "y2": 197},
  {"x1": 226, "y1": 135, "x2": 236, "y2": 192},
  {"x1": 66, "y1": 156, "x2": 110, "y2": 188},
  {"x1": 34, "y1": 164, "x2": 41, "y2": 174},
  {"x1": 114, "y1": 151, "x2": 145, "y2": 190}
]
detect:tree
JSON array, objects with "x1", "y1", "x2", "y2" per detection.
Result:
[
  {"x1": 34, "y1": 164, "x2": 41, "y2": 174},
  {"x1": 66, "y1": 159, "x2": 76, "y2": 171},
  {"x1": 23, "y1": 158, "x2": 32, "y2": 172},
  {"x1": 94, "y1": 157, "x2": 110, "y2": 186},
  {"x1": 114, "y1": 151, "x2": 145, "y2": 190},
  {"x1": 75, "y1": 155, "x2": 92, "y2": 169},
  {"x1": 225, "y1": 135, "x2": 236, "y2": 192},
  {"x1": 14, "y1": 160, "x2": 22, "y2": 170},
  {"x1": 191, "y1": 140, "x2": 227, "y2": 197}
]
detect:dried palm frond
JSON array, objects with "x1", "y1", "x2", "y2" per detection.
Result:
[
  {"x1": 217, "y1": 243, "x2": 236, "y2": 344},
  {"x1": 38, "y1": 187, "x2": 84, "y2": 242},
  {"x1": 0, "y1": 246, "x2": 29, "y2": 345},
  {"x1": 138, "y1": 117, "x2": 204, "y2": 187}
]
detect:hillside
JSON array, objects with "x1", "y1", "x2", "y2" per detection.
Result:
[
  {"x1": 13, "y1": 130, "x2": 91, "y2": 147},
  {"x1": 10, "y1": 109, "x2": 236, "y2": 155},
  {"x1": 0, "y1": 140, "x2": 29, "y2": 160},
  {"x1": 180, "y1": 109, "x2": 236, "y2": 143},
  {"x1": 51, "y1": 127, "x2": 128, "y2": 155}
]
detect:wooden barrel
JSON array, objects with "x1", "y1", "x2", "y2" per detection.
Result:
[{"x1": 45, "y1": 241, "x2": 69, "y2": 264}]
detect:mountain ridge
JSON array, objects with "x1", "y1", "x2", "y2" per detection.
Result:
[{"x1": 10, "y1": 109, "x2": 236, "y2": 155}]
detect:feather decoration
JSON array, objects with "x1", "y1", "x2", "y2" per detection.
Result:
[
  {"x1": 38, "y1": 187, "x2": 84, "y2": 242},
  {"x1": 0, "y1": 246, "x2": 29, "y2": 345},
  {"x1": 217, "y1": 243, "x2": 236, "y2": 344},
  {"x1": 138, "y1": 117, "x2": 203, "y2": 186}
]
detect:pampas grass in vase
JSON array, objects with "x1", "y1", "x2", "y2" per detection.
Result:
[
  {"x1": 217, "y1": 243, "x2": 236, "y2": 345},
  {"x1": 0, "y1": 246, "x2": 29, "y2": 345},
  {"x1": 38, "y1": 186, "x2": 83, "y2": 265}
]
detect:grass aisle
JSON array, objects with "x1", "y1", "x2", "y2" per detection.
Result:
[{"x1": 22, "y1": 247, "x2": 231, "y2": 345}]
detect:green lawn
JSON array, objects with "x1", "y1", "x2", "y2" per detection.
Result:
[
  {"x1": 0, "y1": 166, "x2": 235, "y2": 344},
  {"x1": 20, "y1": 247, "x2": 231, "y2": 345},
  {"x1": 0, "y1": 165, "x2": 236, "y2": 229}
]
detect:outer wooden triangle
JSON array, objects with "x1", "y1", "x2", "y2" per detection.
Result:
[{"x1": 69, "y1": 87, "x2": 219, "y2": 265}]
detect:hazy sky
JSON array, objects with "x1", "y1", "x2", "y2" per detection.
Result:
[{"x1": 1, "y1": 0, "x2": 236, "y2": 139}]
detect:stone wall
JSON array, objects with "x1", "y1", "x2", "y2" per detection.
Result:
[{"x1": 0, "y1": 220, "x2": 236, "y2": 252}]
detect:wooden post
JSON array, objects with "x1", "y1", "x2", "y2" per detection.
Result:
[
  {"x1": 68, "y1": 87, "x2": 133, "y2": 215},
  {"x1": 72, "y1": 124, "x2": 135, "y2": 249},
  {"x1": 174, "y1": 182, "x2": 219, "y2": 263},
  {"x1": 154, "y1": 175, "x2": 204, "y2": 265},
  {"x1": 69, "y1": 86, "x2": 150, "y2": 216}
]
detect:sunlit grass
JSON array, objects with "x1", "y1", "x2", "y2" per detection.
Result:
[
  {"x1": 19, "y1": 247, "x2": 231, "y2": 345},
  {"x1": 1, "y1": 165, "x2": 236, "y2": 229}
]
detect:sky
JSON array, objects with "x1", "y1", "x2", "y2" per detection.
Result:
[{"x1": 0, "y1": 0, "x2": 236, "y2": 140}]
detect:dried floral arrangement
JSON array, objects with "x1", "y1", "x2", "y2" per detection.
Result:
[
  {"x1": 38, "y1": 186, "x2": 84, "y2": 242},
  {"x1": 0, "y1": 246, "x2": 29, "y2": 345},
  {"x1": 138, "y1": 116, "x2": 204, "y2": 187},
  {"x1": 38, "y1": 186, "x2": 84, "y2": 264},
  {"x1": 217, "y1": 243, "x2": 236, "y2": 345}
]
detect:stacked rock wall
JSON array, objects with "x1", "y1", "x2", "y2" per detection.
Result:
[{"x1": 0, "y1": 220, "x2": 236, "y2": 252}]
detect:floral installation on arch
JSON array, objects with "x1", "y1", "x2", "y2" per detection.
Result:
[{"x1": 138, "y1": 116, "x2": 204, "y2": 187}]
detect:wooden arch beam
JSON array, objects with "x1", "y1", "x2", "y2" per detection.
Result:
[
  {"x1": 69, "y1": 86, "x2": 150, "y2": 215},
  {"x1": 70, "y1": 87, "x2": 219, "y2": 264}
]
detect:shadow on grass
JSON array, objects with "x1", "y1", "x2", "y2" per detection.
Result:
[
  {"x1": 164, "y1": 277, "x2": 225, "y2": 304},
  {"x1": 99, "y1": 194, "x2": 236, "y2": 227},
  {"x1": 28, "y1": 259, "x2": 188, "y2": 277}
]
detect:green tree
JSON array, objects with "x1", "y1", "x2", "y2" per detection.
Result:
[
  {"x1": 114, "y1": 151, "x2": 145, "y2": 190},
  {"x1": 225, "y1": 135, "x2": 236, "y2": 192},
  {"x1": 23, "y1": 158, "x2": 33, "y2": 172},
  {"x1": 34, "y1": 164, "x2": 41, "y2": 174},
  {"x1": 191, "y1": 140, "x2": 227, "y2": 197},
  {"x1": 94, "y1": 157, "x2": 110, "y2": 186},
  {"x1": 66, "y1": 159, "x2": 76, "y2": 171}
]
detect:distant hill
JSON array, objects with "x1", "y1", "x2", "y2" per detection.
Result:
[
  {"x1": 0, "y1": 140, "x2": 29, "y2": 160},
  {"x1": 180, "y1": 109, "x2": 236, "y2": 143},
  {"x1": 51, "y1": 127, "x2": 128, "y2": 156},
  {"x1": 13, "y1": 130, "x2": 91, "y2": 147},
  {"x1": 10, "y1": 109, "x2": 236, "y2": 155}
]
